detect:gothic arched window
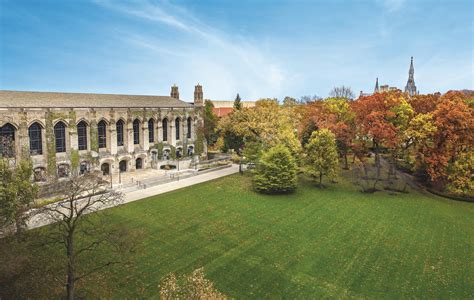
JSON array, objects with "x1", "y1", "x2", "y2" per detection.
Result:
[
  {"x1": 175, "y1": 118, "x2": 180, "y2": 140},
  {"x1": 29, "y1": 122, "x2": 43, "y2": 155},
  {"x1": 133, "y1": 119, "x2": 140, "y2": 145},
  {"x1": 116, "y1": 120, "x2": 124, "y2": 146},
  {"x1": 54, "y1": 122, "x2": 66, "y2": 153},
  {"x1": 162, "y1": 118, "x2": 168, "y2": 142},
  {"x1": 98, "y1": 120, "x2": 107, "y2": 149},
  {"x1": 187, "y1": 117, "x2": 192, "y2": 139},
  {"x1": 148, "y1": 119, "x2": 154, "y2": 143},
  {"x1": 77, "y1": 121, "x2": 87, "y2": 150},
  {"x1": 0, "y1": 123, "x2": 16, "y2": 157}
]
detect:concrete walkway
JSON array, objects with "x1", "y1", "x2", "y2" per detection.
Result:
[
  {"x1": 123, "y1": 164, "x2": 239, "y2": 203},
  {"x1": 26, "y1": 164, "x2": 240, "y2": 230}
]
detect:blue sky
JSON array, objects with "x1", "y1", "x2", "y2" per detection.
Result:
[{"x1": 1, "y1": 0, "x2": 473, "y2": 101}]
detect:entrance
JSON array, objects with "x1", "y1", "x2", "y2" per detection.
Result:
[
  {"x1": 101, "y1": 163, "x2": 110, "y2": 175},
  {"x1": 136, "y1": 158, "x2": 143, "y2": 170},
  {"x1": 119, "y1": 160, "x2": 127, "y2": 172}
]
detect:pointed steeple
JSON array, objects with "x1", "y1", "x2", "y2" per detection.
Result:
[
  {"x1": 404, "y1": 56, "x2": 417, "y2": 96},
  {"x1": 374, "y1": 77, "x2": 379, "y2": 93}
]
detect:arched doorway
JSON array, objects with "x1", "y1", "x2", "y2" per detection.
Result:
[
  {"x1": 119, "y1": 160, "x2": 127, "y2": 172},
  {"x1": 101, "y1": 163, "x2": 110, "y2": 175},
  {"x1": 135, "y1": 158, "x2": 143, "y2": 170}
]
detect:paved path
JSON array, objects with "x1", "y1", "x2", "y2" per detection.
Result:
[{"x1": 26, "y1": 164, "x2": 240, "y2": 230}]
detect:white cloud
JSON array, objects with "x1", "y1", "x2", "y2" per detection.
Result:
[{"x1": 92, "y1": 0, "x2": 289, "y2": 100}]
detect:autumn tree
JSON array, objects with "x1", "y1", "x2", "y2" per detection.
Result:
[
  {"x1": 352, "y1": 91, "x2": 405, "y2": 179},
  {"x1": 303, "y1": 129, "x2": 339, "y2": 187},
  {"x1": 219, "y1": 99, "x2": 301, "y2": 157},
  {"x1": 423, "y1": 91, "x2": 474, "y2": 187}
]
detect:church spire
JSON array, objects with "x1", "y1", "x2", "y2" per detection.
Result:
[
  {"x1": 374, "y1": 77, "x2": 379, "y2": 93},
  {"x1": 404, "y1": 56, "x2": 417, "y2": 96}
]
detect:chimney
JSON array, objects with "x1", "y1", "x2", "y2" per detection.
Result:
[
  {"x1": 170, "y1": 84, "x2": 179, "y2": 99},
  {"x1": 194, "y1": 84, "x2": 203, "y2": 106}
]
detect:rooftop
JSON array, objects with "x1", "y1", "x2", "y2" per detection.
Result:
[{"x1": 0, "y1": 90, "x2": 194, "y2": 108}]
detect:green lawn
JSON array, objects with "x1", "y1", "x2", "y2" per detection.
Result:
[{"x1": 5, "y1": 173, "x2": 474, "y2": 298}]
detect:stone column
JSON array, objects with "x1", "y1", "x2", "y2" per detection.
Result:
[
  {"x1": 142, "y1": 117, "x2": 149, "y2": 151},
  {"x1": 110, "y1": 119, "x2": 117, "y2": 155}
]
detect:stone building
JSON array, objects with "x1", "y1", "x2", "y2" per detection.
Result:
[
  {"x1": 0, "y1": 85, "x2": 206, "y2": 182},
  {"x1": 360, "y1": 57, "x2": 418, "y2": 97}
]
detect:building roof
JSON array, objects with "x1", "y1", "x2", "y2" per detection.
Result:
[
  {"x1": 0, "y1": 90, "x2": 194, "y2": 108},
  {"x1": 213, "y1": 107, "x2": 234, "y2": 117},
  {"x1": 210, "y1": 100, "x2": 256, "y2": 108}
]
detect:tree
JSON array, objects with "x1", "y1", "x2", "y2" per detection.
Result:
[
  {"x1": 447, "y1": 151, "x2": 474, "y2": 196},
  {"x1": 303, "y1": 129, "x2": 339, "y2": 187},
  {"x1": 253, "y1": 144, "x2": 298, "y2": 194},
  {"x1": 352, "y1": 91, "x2": 404, "y2": 179},
  {"x1": 203, "y1": 100, "x2": 218, "y2": 146},
  {"x1": 299, "y1": 94, "x2": 321, "y2": 104},
  {"x1": 282, "y1": 96, "x2": 297, "y2": 107},
  {"x1": 219, "y1": 99, "x2": 301, "y2": 157},
  {"x1": 233, "y1": 93, "x2": 242, "y2": 110},
  {"x1": 38, "y1": 174, "x2": 129, "y2": 300},
  {"x1": 423, "y1": 91, "x2": 474, "y2": 186},
  {"x1": 0, "y1": 159, "x2": 38, "y2": 234},
  {"x1": 329, "y1": 85, "x2": 355, "y2": 100}
]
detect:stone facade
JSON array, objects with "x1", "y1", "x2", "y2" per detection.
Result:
[{"x1": 0, "y1": 85, "x2": 206, "y2": 182}]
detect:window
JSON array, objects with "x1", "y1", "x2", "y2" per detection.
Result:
[
  {"x1": 54, "y1": 122, "x2": 66, "y2": 153},
  {"x1": 133, "y1": 119, "x2": 140, "y2": 145},
  {"x1": 77, "y1": 121, "x2": 87, "y2": 150},
  {"x1": 116, "y1": 120, "x2": 124, "y2": 146},
  {"x1": 162, "y1": 119, "x2": 168, "y2": 142},
  {"x1": 58, "y1": 164, "x2": 70, "y2": 178},
  {"x1": 0, "y1": 123, "x2": 15, "y2": 157},
  {"x1": 98, "y1": 120, "x2": 107, "y2": 148},
  {"x1": 148, "y1": 119, "x2": 154, "y2": 143},
  {"x1": 29, "y1": 122, "x2": 43, "y2": 155},
  {"x1": 175, "y1": 118, "x2": 180, "y2": 140},
  {"x1": 187, "y1": 117, "x2": 192, "y2": 139}
]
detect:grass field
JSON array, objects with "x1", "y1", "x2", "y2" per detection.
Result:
[{"x1": 3, "y1": 173, "x2": 474, "y2": 298}]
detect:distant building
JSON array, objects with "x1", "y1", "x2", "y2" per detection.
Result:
[
  {"x1": 360, "y1": 57, "x2": 418, "y2": 97},
  {"x1": 210, "y1": 100, "x2": 256, "y2": 117},
  {"x1": 0, "y1": 84, "x2": 206, "y2": 182}
]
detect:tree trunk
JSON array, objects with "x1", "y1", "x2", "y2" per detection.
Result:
[
  {"x1": 344, "y1": 152, "x2": 349, "y2": 170},
  {"x1": 319, "y1": 172, "x2": 323, "y2": 187},
  {"x1": 66, "y1": 231, "x2": 75, "y2": 300}
]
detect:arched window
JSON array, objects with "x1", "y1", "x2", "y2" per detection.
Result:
[
  {"x1": 187, "y1": 117, "x2": 192, "y2": 139},
  {"x1": 98, "y1": 120, "x2": 107, "y2": 148},
  {"x1": 116, "y1": 120, "x2": 124, "y2": 146},
  {"x1": 0, "y1": 123, "x2": 15, "y2": 157},
  {"x1": 162, "y1": 118, "x2": 168, "y2": 142},
  {"x1": 54, "y1": 122, "x2": 66, "y2": 153},
  {"x1": 148, "y1": 119, "x2": 154, "y2": 143},
  {"x1": 175, "y1": 118, "x2": 180, "y2": 140},
  {"x1": 77, "y1": 121, "x2": 87, "y2": 150},
  {"x1": 29, "y1": 122, "x2": 43, "y2": 155},
  {"x1": 133, "y1": 119, "x2": 140, "y2": 145}
]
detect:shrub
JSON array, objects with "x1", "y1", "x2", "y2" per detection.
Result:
[{"x1": 253, "y1": 144, "x2": 298, "y2": 194}]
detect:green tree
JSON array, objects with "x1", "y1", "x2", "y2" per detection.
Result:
[
  {"x1": 253, "y1": 144, "x2": 298, "y2": 194},
  {"x1": 0, "y1": 159, "x2": 38, "y2": 234},
  {"x1": 203, "y1": 100, "x2": 218, "y2": 146},
  {"x1": 304, "y1": 129, "x2": 339, "y2": 187},
  {"x1": 233, "y1": 93, "x2": 242, "y2": 110}
]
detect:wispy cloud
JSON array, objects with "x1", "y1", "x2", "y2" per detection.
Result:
[
  {"x1": 92, "y1": 0, "x2": 289, "y2": 100},
  {"x1": 379, "y1": 0, "x2": 407, "y2": 12}
]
